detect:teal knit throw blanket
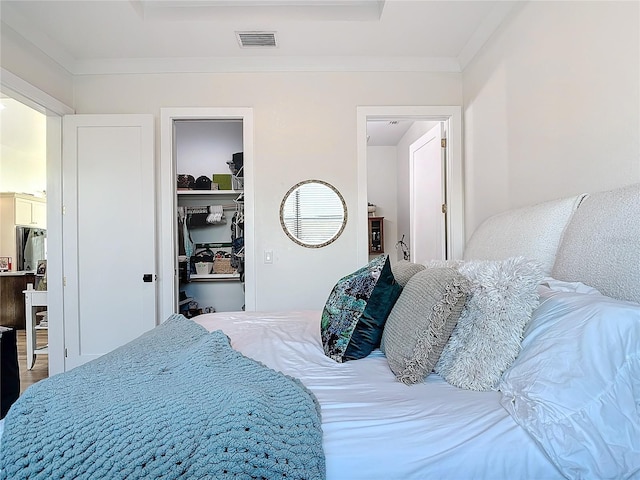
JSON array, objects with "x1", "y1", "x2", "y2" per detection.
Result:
[{"x1": 0, "y1": 315, "x2": 325, "y2": 479}]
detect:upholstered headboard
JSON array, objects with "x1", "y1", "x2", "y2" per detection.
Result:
[
  {"x1": 463, "y1": 183, "x2": 640, "y2": 304},
  {"x1": 463, "y1": 194, "x2": 586, "y2": 275},
  {"x1": 552, "y1": 183, "x2": 640, "y2": 304}
]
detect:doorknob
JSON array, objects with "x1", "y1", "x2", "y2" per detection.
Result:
[{"x1": 142, "y1": 274, "x2": 155, "y2": 283}]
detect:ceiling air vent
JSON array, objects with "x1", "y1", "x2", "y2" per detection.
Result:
[{"x1": 236, "y1": 31, "x2": 277, "y2": 48}]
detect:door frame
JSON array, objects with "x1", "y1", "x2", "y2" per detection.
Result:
[
  {"x1": 159, "y1": 107, "x2": 255, "y2": 321},
  {"x1": 356, "y1": 106, "x2": 464, "y2": 266},
  {"x1": 1, "y1": 68, "x2": 74, "y2": 375}
]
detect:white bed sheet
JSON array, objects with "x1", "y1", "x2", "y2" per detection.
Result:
[{"x1": 195, "y1": 311, "x2": 561, "y2": 480}]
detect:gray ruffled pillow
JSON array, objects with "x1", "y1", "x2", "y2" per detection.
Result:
[
  {"x1": 381, "y1": 267, "x2": 469, "y2": 385},
  {"x1": 390, "y1": 260, "x2": 426, "y2": 287}
]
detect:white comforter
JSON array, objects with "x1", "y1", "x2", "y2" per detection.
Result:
[
  {"x1": 195, "y1": 310, "x2": 561, "y2": 480},
  {"x1": 2, "y1": 280, "x2": 635, "y2": 478}
]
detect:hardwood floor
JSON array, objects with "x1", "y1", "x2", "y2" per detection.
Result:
[{"x1": 16, "y1": 329, "x2": 49, "y2": 394}]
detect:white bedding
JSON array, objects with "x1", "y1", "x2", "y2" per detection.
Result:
[{"x1": 195, "y1": 311, "x2": 562, "y2": 480}]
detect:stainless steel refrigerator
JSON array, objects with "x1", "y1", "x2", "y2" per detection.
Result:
[{"x1": 15, "y1": 226, "x2": 46, "y2": 271}]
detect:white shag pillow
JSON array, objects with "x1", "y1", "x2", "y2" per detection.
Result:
[{"x1": 429, "y1": 257, "x2": 544, "y2": 391}]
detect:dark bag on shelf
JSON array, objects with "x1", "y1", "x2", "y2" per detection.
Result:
[{"x1": 227, "y1": 152, "x2": 244, "y2": 177}]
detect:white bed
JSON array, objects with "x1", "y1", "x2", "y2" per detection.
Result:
[{"x1": 195, "y1": 308, "x2": 564, "y2": 480}]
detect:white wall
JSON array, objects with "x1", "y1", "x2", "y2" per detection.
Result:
[
  {"x1": 0, "y1": 98, "x2": 47, "y2": 195},
  {"x1": 366, "y1": 146, "x2": 397, "y2": 262},
  {"x1": 72, "y1": 72, "x2": 462, "y2": 310},
  {"x1": 175, "y1": 120, "x2": 243, "y2": 179},
  {"x1": 463, "y1": 1, "x2": 640, "y2": 236}
]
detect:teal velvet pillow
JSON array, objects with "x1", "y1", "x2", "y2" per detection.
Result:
[{"x1": 321, "y1": 255, "x2": 402, "y2": 362}]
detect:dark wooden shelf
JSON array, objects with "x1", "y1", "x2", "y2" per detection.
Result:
[{"x1": 368, "y1": 216, "x2": 384, "y2": 255}]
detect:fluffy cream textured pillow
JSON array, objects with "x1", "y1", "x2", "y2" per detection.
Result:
[
  {"x1": 431, "y1": 257, "x2": 544, "y2": 391},
  {"x1": 381, "y1": 268, "x2": 469, "y2": 385},
  {"x1": 390, "y1": 260, "x2": 426, "y2": 287}
]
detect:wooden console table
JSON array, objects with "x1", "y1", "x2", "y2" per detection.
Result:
[{"x1": 23, "y1": 289, "x2": 47, "y2": 370}]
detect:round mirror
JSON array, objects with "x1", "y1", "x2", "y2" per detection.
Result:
[{"x1": 280, "y1": 179, "x2": 347, "y2": 248}]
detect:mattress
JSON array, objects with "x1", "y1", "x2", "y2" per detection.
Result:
[{"x1": 195, "y1": 310, "x2": 561, "y2": 480}]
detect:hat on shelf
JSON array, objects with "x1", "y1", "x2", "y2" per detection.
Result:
[{"x1": 194, "y1": 175, "x2": 213, "y2": 190}]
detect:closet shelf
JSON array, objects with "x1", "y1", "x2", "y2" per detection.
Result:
[
  {"x1": 190, "y1": 273, "x2": 241, "y2": 281},
  {"x1": 195, "y1": 242, "x2": 233, "y2": 249},
  {"x1": 178, "y1": 190, "x2": 241, "y2": 195}
]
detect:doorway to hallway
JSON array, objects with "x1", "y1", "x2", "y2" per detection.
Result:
[{"x1": 358, "y1": 106, "x2": 463, "y2": 266}]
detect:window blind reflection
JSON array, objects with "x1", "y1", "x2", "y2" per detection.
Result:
[{"x1": 280, "y1": 180, "x2": 346, "y2": 248}]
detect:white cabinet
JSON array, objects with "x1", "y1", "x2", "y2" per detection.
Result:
[
  {"x1": 1, "y1": 193, "x2": 46, "y2": 229},
  {"x1": 14, "y1": 196, "x2": 47, "y2": 228},
  {"x1": 62, "y1": 114, "x2": 157, "y2": 370},
  {"x1": 0, "y1": 193, "x2": 47, "y2": 269}
]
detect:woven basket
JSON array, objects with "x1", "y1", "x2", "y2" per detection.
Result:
[{"x1": 213, "y1": 257, "x2": 235, "y2": 274}]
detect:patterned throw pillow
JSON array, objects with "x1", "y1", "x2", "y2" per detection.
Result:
[
  {"x1": 321, "y1": 255, "x2": 402, "y2": 362},
  {"x1": 381, "y1": 268, "x2": 469, "y2": 384}
]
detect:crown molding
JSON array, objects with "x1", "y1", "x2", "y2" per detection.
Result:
[{"x1": 72, "y1": 55, "x2": 461, "y2": 75}]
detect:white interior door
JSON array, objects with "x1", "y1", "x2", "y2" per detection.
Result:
[
  {"x1": 410, "y1": 123, "x2": 446, "y2": 264},
  {"x1": 62, "y1": 114, "x2": 156, "y2": 370}
]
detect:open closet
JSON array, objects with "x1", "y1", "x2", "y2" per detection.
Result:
[{"x1": 172, "y1": 118, "x2": 246, "y2": 316}]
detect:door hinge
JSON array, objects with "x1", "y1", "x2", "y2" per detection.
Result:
[
  {"x1": 63, "y1": 276, "x2": 67, "y2": 287},
  {"x1": 65, "y1": 348, "x2": 68, "y2": 358},
  {"x1": 441, "y1": 138, "x2": 447, "y2": 148},
  {"x1": 442, "y1": 203, "x2": 448, "y2": 214},
  {"x1": 62, "y1": 205, "x2": 66, "y2": 215}
]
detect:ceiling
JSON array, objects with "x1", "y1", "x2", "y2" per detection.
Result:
[
  {"x1": 367, "y1": 120, "x2": 414, "y2": 146},
  {"x1": 0, "y1": 0, "x2": 519, "y2": 75},
  {"x1": 0, "y1": 1, "x2": 519, "y2": 148}
]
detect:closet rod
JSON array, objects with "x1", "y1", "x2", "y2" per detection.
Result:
[
  {"x1": 181, "y1": 204, "x2": 238, "y2": 211},
  {"x1": 195, "y1": 242, "x2": 233, "y2": 248}
]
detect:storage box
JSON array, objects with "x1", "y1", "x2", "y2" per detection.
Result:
[
  {"x1": 213, "y1": 257, "x2": 235, "y2": 274},
  {"x1": 232, "y1": 176, "x2": 244, "y2": 190},
  {"x1": 212, "y1": 174, "x2": 232, "y2": 190},
  {"x1": 195, "y1": 262, "x2": 212, "y2": 275}
]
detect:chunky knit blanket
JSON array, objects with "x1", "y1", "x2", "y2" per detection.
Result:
[{"x1": 0, "y1": 315, "x2": 325, "y2": 480}]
